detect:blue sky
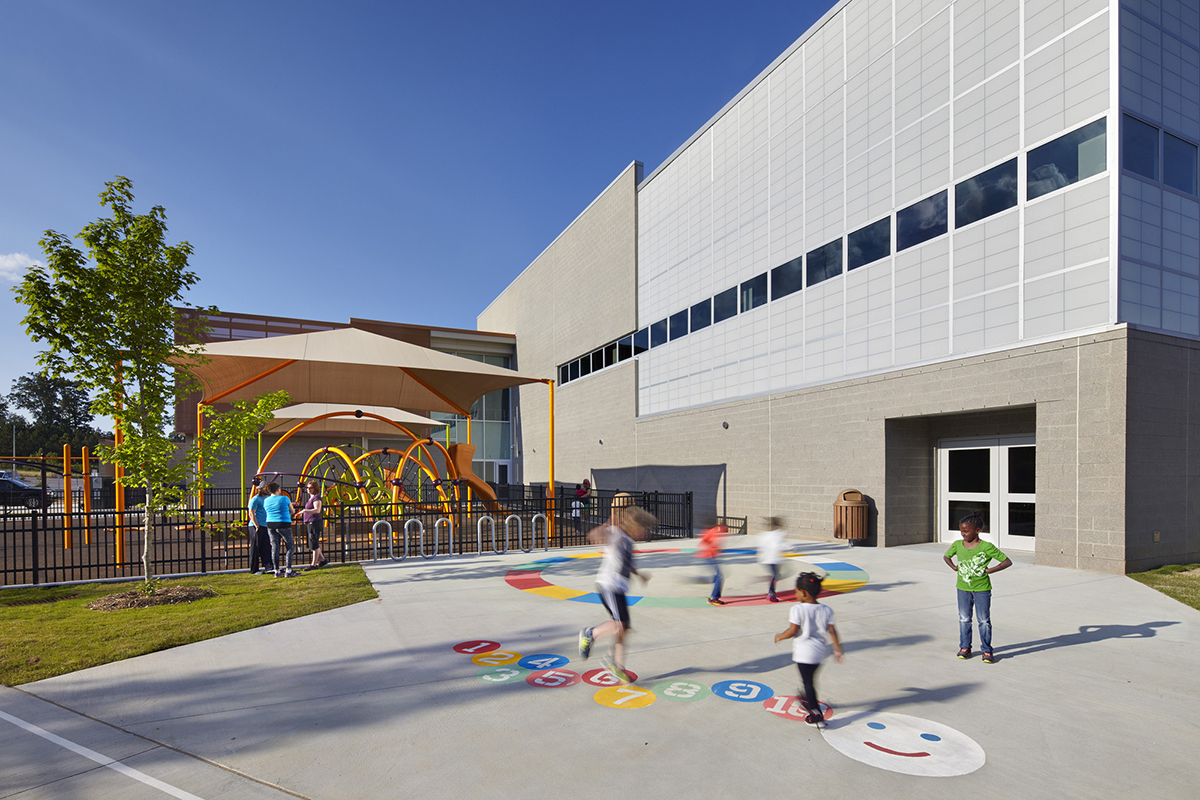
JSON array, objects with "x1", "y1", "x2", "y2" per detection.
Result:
[{"x1": 1, "y1": 0, "x2": 831, "y2": 407}]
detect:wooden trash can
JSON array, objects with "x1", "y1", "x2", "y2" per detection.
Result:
[{"x1": 833, "y1": 489, "x2": 868, "y2": 543}]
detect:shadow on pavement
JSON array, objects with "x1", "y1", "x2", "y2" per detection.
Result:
[{"x1": 994, "y1": 621, "x2": 1180, "y2": 659}]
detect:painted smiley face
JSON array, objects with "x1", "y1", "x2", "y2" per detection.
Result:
[{"x1": 821, "y1": 712, "x2": 986, "y2": 776}]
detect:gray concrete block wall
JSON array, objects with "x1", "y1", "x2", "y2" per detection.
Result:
[{"x1": 1125, "y1": 329, "x2": 1200, "y2": 570}]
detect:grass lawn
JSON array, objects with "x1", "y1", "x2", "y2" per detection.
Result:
[
  {"x1": 0, "y1": 564, "x2": 377, "y2": 686},
  {"x1": 1129, "y1": 563, "x2": 1200, "y2": 613}
]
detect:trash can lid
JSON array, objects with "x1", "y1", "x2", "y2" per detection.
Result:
[{"x1": 834, "y1": 489, "x2": 867, "y2": 506}]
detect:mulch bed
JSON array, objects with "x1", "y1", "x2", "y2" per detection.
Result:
[{"x1": 88, "y1": 586, "x2": 217, "y2": 611}]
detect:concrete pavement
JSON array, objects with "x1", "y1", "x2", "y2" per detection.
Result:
[{"x1": 2, "y1": 539, "x2": 1197, "y2": 799}]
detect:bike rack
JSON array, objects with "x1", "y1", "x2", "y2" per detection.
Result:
[
  {"x1": 371, "y1": 520, "x2": 391, "y2": 561},
  {"x1": 425, "y1": 517, "x2": 452, "y2": 558},
  {"x1": 530, "y1": 513, "x2": 549, "y2": 552}
]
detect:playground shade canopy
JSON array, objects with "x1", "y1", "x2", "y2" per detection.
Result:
[
  {"x1": 267, "y1": 403, "x2": 449, "y2": 436},
  {"x1": 181, "y1": 327, "x2": 545, "y2": 415}
]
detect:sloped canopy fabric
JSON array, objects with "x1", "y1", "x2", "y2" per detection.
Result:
[
  {"x1": 267, "y1": 403, "x2": 448, "y2": 436},
  {"x1": 182, "y1": 327, "x2": 543, "y2": 415}
]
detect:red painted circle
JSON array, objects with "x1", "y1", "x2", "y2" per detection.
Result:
[
  {"x1": 453, "y1": 640, "x2": 501, "y2": 654},
  {"x1": 762, "y1": 695, "x2": 832, "y2": 721},
  {"x1": 525, "y1": 669, "x2": 582, "y2": 688},
  {"x1": 582, "y1": 667, "x2": 640, "y2": 686}
]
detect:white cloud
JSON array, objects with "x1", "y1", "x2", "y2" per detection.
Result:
[{"x1": 0, "y1": 253, "x2": 41, "y2": 282}]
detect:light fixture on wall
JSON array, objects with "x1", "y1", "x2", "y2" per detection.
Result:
[
  {"x1": 599, "y1": 439, "x2": 604, "y2": 445},
  {"x1": 722, "y1": 421, "x2": 729, "y2": 429}
]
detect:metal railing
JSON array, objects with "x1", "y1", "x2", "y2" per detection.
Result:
[{"x1": 1, "y1": 487, "x2": 692, "y2": 586}]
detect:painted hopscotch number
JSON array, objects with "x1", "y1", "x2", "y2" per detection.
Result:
[
  {"x1": 711, "y1": 680, "x2": 773, "y2": 703},
  {"x1": 763, "y1": 695, "x2": 832, "y2": 721},
  {"x1": 582, "y1": 668, "x2": 640, "y2": 687},
  {"x1": 593, "y1": 686, "x2": 656, "y2": 709},
  {"x1": 454, "y1": 640, "x2": 501, "y2": 654},
  {"x1": 476, "y1": 666, "x2": 531, "y2": 684},
  {"x1": 517, "y1": 654, "x2": 570, "y2": 671},
  {"x1": 471, "y1": 650, "x2": 522, "y2": 666},
  {"x1": 651, "y1": 679, "x2": 710, "y2": 702},
  {"x1": 525, "y1": 669, "x2": 582, "y2": 688}
]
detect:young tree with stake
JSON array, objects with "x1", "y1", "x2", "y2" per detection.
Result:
[{"x1": 13, "y1": 176, "x2": 288, "y2": 581}]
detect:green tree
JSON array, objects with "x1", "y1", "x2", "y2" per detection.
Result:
[
  {"x1": 6, "y1": 372, "x2": 107, "y2": 455},
  {"x1": 13, "y1": 176, "x2": 288, "y2": 580}
]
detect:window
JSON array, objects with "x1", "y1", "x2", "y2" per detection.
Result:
[
  {"x1": 690, "y1": 298, "x2": 712, "y2": 332},
  {"x1": 1164, "y1": 133, "x2": 1198, "y2": 195},
  {"x1": 633, "y1": 328, "x2": 649, "y2": 354},
  {"x1": 847, "y1": 218, "x2": 890, "y2": 270},
  {"x1": 618, "y1": 335, "x2": 633, "y2": 361},
  {"x1": 771, "y1": 255, "x2": 804, "y2": 299},
  {"x1": 603, "y1": 343, "x2": 617, "y2": 367},
  {"x1": 1027, "y1": 118, "x2": 1107, "y2": 200},
  {"x1": 713, "y1": 287, "x2": 738, "y2": 323},
  {"x1": 806, "y1": 239, "x2": 843, "y2": 287},
  {"x1": 669, "y1": 310, "x2": 688, "y2": 340},
  {"x1": 956, "y1": 159, "x2": 1018, "y2": 228},
  {"x1": 579, "y1": 356, "x2": 591, "y2": 377},
  {"x1": 741, "y1": 273, "x2": 768, "y2": 311},
  {"x1": 1124, "y1": 115, "x2": 1159, "y2": 181},
  {"x1": 591, "y1": 350, "x2": 604, "y2": 372},
  {"x1": 559, "y1": 364, "x2": 570, "y2": 384},
  {"x1": 570, "y1": 360, "x2": 580, "y2": 381},
  {"x1": 896, "y1": 191, "x2": 947, "y2": 251},
  {"x1": 650, "y1": 319, "x2": 668, "y2": 347}
]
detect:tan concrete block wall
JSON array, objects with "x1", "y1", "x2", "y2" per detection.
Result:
[
  {"x1": 479, "y1": 162, "x2": 641, "y2": 485},
  {"x1": 542, "y1": 329, "x2": 1131, "y2": 573}
]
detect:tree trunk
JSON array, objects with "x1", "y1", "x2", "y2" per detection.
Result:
[{"x1": 142, "y1": 482, "x2": 155, "y2": 581}]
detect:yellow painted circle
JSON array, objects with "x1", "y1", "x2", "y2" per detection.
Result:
[
  {"x1": 471, "y1": 650, "x2": 522, "y2": 666},
  {"x1": 593, "y1": 686, "x2": 657, "y2": 709}
]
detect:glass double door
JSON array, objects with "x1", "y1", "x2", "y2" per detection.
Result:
[{"x1": 937, "y1": 436, "x2": 1035, "y2": 551}]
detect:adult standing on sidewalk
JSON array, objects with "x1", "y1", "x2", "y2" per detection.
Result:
[
  {"x1": 264, "y1": 482, "x2": 297, "y2": 577},
  {"x1": 300, "y1": 481, "x2": 327, "y2": 571}
]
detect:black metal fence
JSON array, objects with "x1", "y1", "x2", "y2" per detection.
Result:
[{"x1": 1, "y1": 488, "x2": 693, "y2": 587}]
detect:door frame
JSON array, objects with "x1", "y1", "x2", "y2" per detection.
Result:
[{"x1": 936, "y1": 435, "x2": 1035, "y2": 551}]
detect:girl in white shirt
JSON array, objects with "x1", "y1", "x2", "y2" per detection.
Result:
[{"x1": 774, "y1": 572, "x2": 844, "y2": 727}]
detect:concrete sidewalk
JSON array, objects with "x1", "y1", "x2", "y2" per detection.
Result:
[{"x1": 2, "y1": 540, "x2": 1197, "y2": 799}]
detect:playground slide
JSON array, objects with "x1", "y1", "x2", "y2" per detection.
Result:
[{"x1": 447, "y1": 443, "x2": 501, "y2": 512}]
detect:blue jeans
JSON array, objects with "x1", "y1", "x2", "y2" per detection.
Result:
[
  {"x1": 707, "y1": 557, "x2": 723, "y2": 600},
  {"x1": 957, "y1": 589, "x2": 992, "y2": 651}
]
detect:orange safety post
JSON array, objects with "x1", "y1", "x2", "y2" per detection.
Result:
[
  {"x1": 547, "y1": 379, "x2": 555, "y2": 541},
  {"x1": 115, "y1": 425, "x2": 126, "y2": 565},
  {"x1": 62, "y1": 444, "x2": 73, "y2": 549},
  {"x1": 196, "y1": 404, "x2": 205, "y2": 509},
  {"x1": 81, "y1": 446, "x2": 92, "y2": 545}
]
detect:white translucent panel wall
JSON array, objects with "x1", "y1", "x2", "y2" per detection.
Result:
[{"x1": 631, "y1": 0, "x2": 1120, "y2": 417}]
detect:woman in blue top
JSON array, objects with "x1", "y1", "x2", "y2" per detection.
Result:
[
  {"x1": 247, "y1": 485, "x2": 274, "y2": 574},
  {"x1": 264, "y1": 482, "x2": 298, "y2": 577}
]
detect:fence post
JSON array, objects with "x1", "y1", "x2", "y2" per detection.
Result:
[
  {"x1": 30, "y1": 507, "x2": 40, "y2": 585},
  {"x1": 341, "y1": 503, "x2": 348, "y2": 564},
  {"x1": 687, "y1": 491, "x2": 693, "y2": 538}
]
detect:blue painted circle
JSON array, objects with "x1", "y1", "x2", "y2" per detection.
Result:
[
  {"x1": 920, "y1": 733, "x2": 942, "y2": 741},
  {"x1": 867, "y1": 722, "x2": 887, "y2": 729},
  {"x1": 711, "y1": 680, "x2": 773, "y2": 703},
  {"x1": 517, "y1": 653, "x2": 570, "y2": 671}
]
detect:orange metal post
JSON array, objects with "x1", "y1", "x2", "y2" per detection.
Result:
[
  {"x1": 81, "y1": 446, "x2": 92, "y2": 544},
  {"x1": 547, "y1": 379, "x2": 555, "y2": 541},
  {"x1": 114, "y1": 423, "x2": 126, "y2": 564},
  {"x1": 62, "y1": 444, "x2": 73, "y2": 548},
  {"x1": 196, "y1": 404, "x2": 205, "y2": 509}
]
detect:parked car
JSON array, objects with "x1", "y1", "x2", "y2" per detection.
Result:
[{"x1": 0, "y1": 477, "x2": 52, "y2": 509}]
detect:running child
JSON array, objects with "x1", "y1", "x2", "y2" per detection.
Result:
[
  {"x1": 943, "y1": 509, "x2": 1011, "y2": 663},
  {"x1": 758, "y1": 516, "x2": 786, "y2": 602},
  {"x1": 578, "y1": 493, "x2": 655, "y2": 684},
  {"x1": 697, "y1": 519, "x2": 727, "y2": 605},
  {"x1": 774, "y1": 572, "x2": 843, "y2": 727}
]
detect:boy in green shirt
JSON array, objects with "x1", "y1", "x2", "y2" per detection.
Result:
[{"x1": 943, "y1": 510, "x2": 1012, "y2": 663}]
